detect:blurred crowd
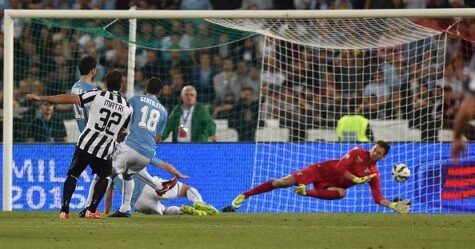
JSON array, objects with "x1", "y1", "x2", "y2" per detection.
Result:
[{"x1": 0, "y1": 0, "x2": 474, "y2": 142}]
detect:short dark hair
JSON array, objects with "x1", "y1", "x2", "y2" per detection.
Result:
[
  {"x1": 146, "y1": 77, "x2": 164, "y2": 95},
  {"x1": 78, "y1": 56, "x2": 97, "y2": 75},
  {"x1": 105, "y1": 70, "x2": 123, "y2": 91},
  {"x1": 376, "y1": 140, "x2": 390, "y2": 155}
]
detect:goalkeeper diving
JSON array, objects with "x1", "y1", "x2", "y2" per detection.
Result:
[{"x1": 231, "y1": 141, "x2": 410, "y2": 213}]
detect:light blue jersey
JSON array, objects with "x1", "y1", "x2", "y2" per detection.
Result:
[
  {"x1": 125, "y1": 95, "x2": 168, "y2": 159},
  {"x1": 112, "y1": 177, "x2": 146, "y2": 207},
  {"x1": 71, "y1": 81, "x2": 97, "y2": 132}
]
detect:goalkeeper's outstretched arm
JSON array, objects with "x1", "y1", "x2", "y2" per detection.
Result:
[{"x1": 369, "y1": 176, "x2": 410, "y2": 213}]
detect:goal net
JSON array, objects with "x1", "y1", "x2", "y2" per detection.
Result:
[
  {"x1": 5, "y1": 12, "x2": 460, "y2": 212},
  {"x1": 208, "y1": 18, "x2": 447, "y2": 213}
]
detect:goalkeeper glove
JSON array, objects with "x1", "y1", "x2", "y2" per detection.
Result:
[
  {"x1": 294, "y1": 184, "x2": 307, "y2": 196},
  {"x1": 352, "y1": 174, "x2": 376, "y2": 184},
  {"x1": 389, "y1": 199, "x2": 411, "y2": 214}
]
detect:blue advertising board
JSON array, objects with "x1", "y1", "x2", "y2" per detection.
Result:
[{"x1": 1, "y1": 143, "x2": 474, "y2": 213}]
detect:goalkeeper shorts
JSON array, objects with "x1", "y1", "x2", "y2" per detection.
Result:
[{"x1": 291, "y1": 163, "x2": 332, "y2": 189}]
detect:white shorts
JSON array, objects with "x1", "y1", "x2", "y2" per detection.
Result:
[
  {"x1": 133, "y1": 177, "x2": 184, "y2": 214},
  {"x1": 112, "y1": 143, "x2": 151, "y2": 174}
]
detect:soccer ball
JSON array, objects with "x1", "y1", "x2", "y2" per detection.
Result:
[{"x1": 392, "y1": 163, "x2": 410, "y2": 182}]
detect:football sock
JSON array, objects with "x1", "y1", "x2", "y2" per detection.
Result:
[
  {"x1": 61, "y1": 175, "x2": 78, "y2": 214},
  {"x1": 136, "y1": 170, "x2": 161, "y2": 190},
  {"x1": 85, "y1": 174, "x2": 99, "y2": 208},
  {"x1": 88, "y1": 176, "x2": 108, "y2": 213},
  {"x1": 164, "y1": 206, "x2": 182, "y2": 215},
  {"x1": 119, "y1": 178, "x2": 134, "y2": 213},
  {"x1": 186, "y1": 187, "x2": 203, "y2": 203},
  {"x1": 243, "y1": 180, "x2": 275, "y2": 197},
  {"x1": 305, "y1": 189, "x2": 342, "y2": 200}
]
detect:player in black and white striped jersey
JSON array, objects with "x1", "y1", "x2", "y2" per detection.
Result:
[{"x1": 27, "y1": 70, "x2": 133, "y2": 219}]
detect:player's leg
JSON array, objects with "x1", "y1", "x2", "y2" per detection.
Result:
[
  {"x1": 181, "y1": 185, "x2": 204, "y2": 203},
  {"x1": 136, "y1": 168, "x2": 177, "y2": 196},
  {"x1": 118, "y1": 171, "x2": 135, "y2": 214},
  {"x1": 86, "y1": 157, "x2": 113, "y2": 219},
  {"x1": 305, "y1": 186, "x2": 346, "y2": 200},
  {"x1": 163, "y1": 206, "x2": 182, "y2": 215},
  {"x1": 231, "y1": 175, "x2": 297, "y2": 208},
  {"x1": 177, "y1": 184, "x2": 219, "y2": 215},
  {"x1": 61, "y1": 148, "x2": 89, "y2": 218},
  {"x1": 110, "y1": 146, "x2": 148, "y2": 217},
  {"x1": 79, "y1": 174, "x2": 99, "y2": 218},
  {"x1": 232, "y1": 164, "x2": 318, "y2": 209}
]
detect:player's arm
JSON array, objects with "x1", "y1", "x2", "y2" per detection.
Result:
[
  {"x1": 336, "y1": 148, "x2": 373, "y2": 184},
  {"x1": 368, "y1": 175, "x2": 410, "y2": 213},
  {"x1": 155, "y1": 109, "x2": 167, "y2": 143},
  {"x1": 152, "y1": 159, "x2": 189, "y2": 179},
  {"x1": 452, "y1": 94, "x2": 475, "y2": 162},
  {"x1": 26, "y1": 93, "x2": 80, "y2": 105}
]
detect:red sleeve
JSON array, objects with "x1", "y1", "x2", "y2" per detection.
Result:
[
  {"x1": 334, "y1": 147, "x2": 362, "y2": 174},
  {"x1": 368, "y1": 174, "x2": 384, "y2": 204}
]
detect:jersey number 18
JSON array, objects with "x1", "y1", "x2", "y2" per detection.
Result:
[{"x1": 138, "y1": 106, "x2": 160, "y2": 132}]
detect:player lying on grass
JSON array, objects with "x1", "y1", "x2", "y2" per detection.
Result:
[
  {"x1": 105, "y1": 168, "x2": 218, "y2": 216},
  {"x1": 231, "y1": 141, "x2": 410, "y2": 213}
]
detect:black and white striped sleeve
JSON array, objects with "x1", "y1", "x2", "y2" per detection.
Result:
[
  {"x1": 122, "y1": 111, "x2": 132, "y2": 131},
  {"x1": 78, "y1": 90, "x2": 100, "y2": 107}
]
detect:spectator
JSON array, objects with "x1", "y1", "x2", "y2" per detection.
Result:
[
  {"x1": 230, "y1": 87, "x2": 259, "y2": 141},
  {"x1": 336, "y1": 113, "x2": 374, "y2": 142},
  {"x1": 142, "y1": 50, "x2": 160, "y2": 79},
  {"x1": 242, "y1": 65, "x2": 261, "y2": 101},
  {"x1": 26, "y1": 102, "x2": 67, "y2": 143},
  {"x1": 213, "y1": 58, "x2": 241, "y2": 103},
  {"x1": 169, "y1": 70, "x2": 186, "y2": 100},
  {"x1": 241, "y1": 0, "x2": 273, "y2": 9},
  {"x1": 403, "y1": 0, "x2": 426, "y2": 8},
  {"x1": 210, "y1": 0, "x2": 242, "y2": 9},
  {"x1": 364, "y1": 70, "x2": 390, "y2": 118},
  {"x1": 160, "y1": 84, "x2": 179, "y2": 112},
  {"x1": 365, "y1": 0, "x2": 403, "y2": 9},
  {"x1": 180, "y1": 23, "x2": 195, "y2": 49},
  {"x1": 133, "y1": 70, "x2": 147, "y2": 95},
  {"x1": 444, "y1": 63, "x2": 464, "y2": 94},
  {"x1": 193, "y1": 52, "x2": 216, "y2": 103},
  {"x1": 411, "y1": 84, "x2": 441, "y2": 141},
  {"x1": 163, "y1": 85, "x2": 217, "y2": 142},
  {"x1": 181, "y1": 0, "x2": 212, "y2": 10}
]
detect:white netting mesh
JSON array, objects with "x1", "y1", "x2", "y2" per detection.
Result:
[{"x1": 208, "y1": 18, "x2": 447, "y2": 213}]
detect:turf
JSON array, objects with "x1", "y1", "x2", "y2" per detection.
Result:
[{"x1": 0, "y1": 212, "x2": 474, "y2": 249}]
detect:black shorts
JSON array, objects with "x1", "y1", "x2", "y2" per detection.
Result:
[{"x1": 67, "y1": 147, "x2": 112, "y2": 178}]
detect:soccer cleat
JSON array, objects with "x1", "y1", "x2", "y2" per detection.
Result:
[
  {"x1": 231, "y1": 194, "x2": 246, "y2": 209},
  {"x1": 85, "y1": 210, "x2": 104, "y2": 219},
  {"x1": 59, "y1": 212, "x2": 70, "y2": 219},
  {"x1": 180, "y1": 205, "x2": 207, "y2": 216},
  {"x1": 108, "y1": 210, "x2": 131, "y2": 218},
  {"x1": 221, "y1": 205, "x2": 236, "y2": 213},
  {"x1": 78, "y1": 208, "x2": 87, "y2": 218},
  {"x1": 194, "y1": 202, "x2": 219, "y2": 215},
  {"x1": 156, "y1": 177, "x2": 178, "y2": 196}
]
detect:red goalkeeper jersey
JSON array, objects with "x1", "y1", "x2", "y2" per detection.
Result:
[{"x1": 318, "y1": 147, "x2": 384, "y2": 204}]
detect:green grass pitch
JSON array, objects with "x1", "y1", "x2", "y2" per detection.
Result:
[{"x1": 1, "y1": 212, "x2": 474, "y2": 249}]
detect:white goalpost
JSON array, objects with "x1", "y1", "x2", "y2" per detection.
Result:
[{"x1": 3, "y1": 9, "x2": 475, "y2": 212}]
